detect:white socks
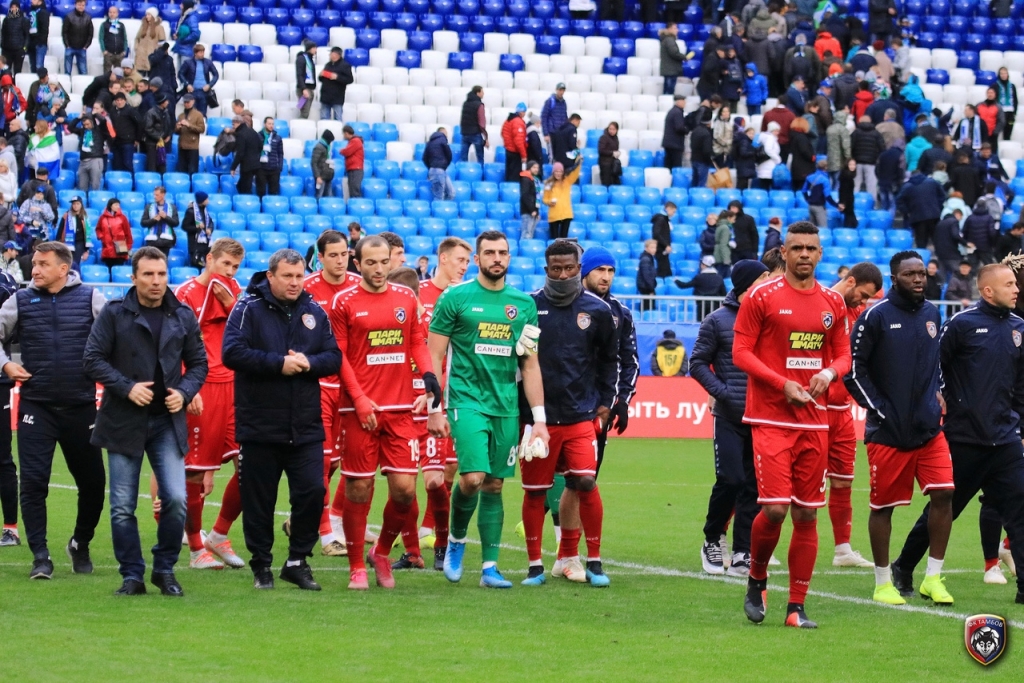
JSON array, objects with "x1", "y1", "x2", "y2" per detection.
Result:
[
  {"x1": 874, "y1": 565, "x2": 891, "y2": 586},
  {"x1": 482, "y1": 561, "x2": 496, "y2": 570},
  {"x1": 207, "y1": 530, "x2": 227, "y2": 545},
  {"x1": 553, "y1": 525, "x2": 562, "y2": 545},
  {"x1": 835, "y1": 542, "x2": 852, "y2": 555},
  {"x1": 926, "y1": 556, "x2": 944, "y2": 578},
  {"x1": 320, "y1": 533, "x2": 336, "y2": 547}
]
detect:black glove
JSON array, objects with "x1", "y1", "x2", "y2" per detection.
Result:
[
  {"x1": 609, "y1": 400, "x2": 630, "y2": 435},
  {"x1": 422, "y1": 371, "x2": 442, "y2": 409}
]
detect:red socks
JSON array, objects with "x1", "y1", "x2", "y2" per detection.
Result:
[
  {"x1": 558, "y1": 527, "x2": 582, "y2": 560},
  {"x1": 399, "y1": 498, "x2": 420, "y2": 555},
  {"x1": 185, "y1": 481, "x2": 205, "y2": 552},
  {"x1": 788, "y1": 518, "x2": 818, "y2": 606},
  {"x1": 749, "y1": 511, "x2": 783, "y2": 581},
  {"x1": 342, "y1": 498, "x2": 372, "y2": 570},
  {"x1": 828, "y1": 486, "x2": 852, "y2": 546},
  {"x1": 522, "y1": 492, "x2": 547, "y2": 563},
  {"x1": 577, "y1": 486, "x2": 604, "y2": 559},
  {"x1": 427, "y1": 484, "x2": 450, "y2": 549},
  {"x1": 985, "y1": 557, "x2": 1000, "y2": 571},
  {"x1": 211, "y1": 471, "x2": 241, "y2": 536},
  {"x1": 330, "y1": 478, "x2": 348, "y2": 519},
  {"x1": 377, "y1": 498, "x2": 412, "y2": 557}
]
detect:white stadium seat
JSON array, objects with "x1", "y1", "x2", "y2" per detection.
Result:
[
  {"x1": 381, "y1": 29, "x2": 408, "y2": 51},
  {"x1": 581, "y1": 92, "x2": 605, "y2": 110},
  {"x1": 969, "y1": 85, "x2": 988, "y2": 102},
  {"x1": 329, "y1": 27, "x2": 356, "y2": 49},
  {"x1": 199, "y1": 22, "x2": 224, "y2": 46},
  {"x1": 435, "y1": 69, "x2": 462, "y2": 89},
  {"x1": 502, "y1": 88, "x2": 527, "y2": 108},
  {"x1": 369, "y1": 48, "x2": 396, "y2": 68},
  {"x1": 617, "y1": 129, "x2": 638, "y2": 149},
  {"x1": 474, "y1": 52, "x2": 500, "y2": 72},
  {"x1": 645, "y1": 168, "x2": 672, "y2": 189},
  {"x1": 641, "y1": 77, "x2": 664, "y2": 96},
  {"x1": 622, "y1": 111, "x2": 648, "y2": 131},
  {"x1": 356, "y1": 103, "x2": 385, "y2": 123},
  {"x1": 397, "y1": 85, "x2": 421, "y2": 105},
  {"x1": 222, "y1": 22, "x2": 248, "y2": 46},
  {"x1": 550, "y1": 54, "x2": 575, "y2": 74},
  {"x1": 408, "y1": 68, "x2": 436, "y2": 86},
  {"x1": 560, "y1": 36, "x2": 585, "y2": 58},
  {"x1": 639, "y1": 130, "x2": 663, "y2": 151},
  {"x1": 647, "y1": 111, "x2": 665, "y2": 131},
  {"x1": 634, "y1": 38, "x2": 660, "y2": 60},
  {"x1": 346, "y1": 84, "x2": 372, "y2": 104},
  {"x1": 908, "y1": 47, "x2": 932, "y2": 70},
  {"x1": 461, "y1": 69, "x2": 486, "y2": 89},
  {"x1": 980, "y1": 50, "x2": 1004, "y2": 73},
  {"x1": 592, "y1": 74, "x2": 616, "y2": 93},
  {"x1": 1004, "y1": 51, "x2": 1024, "y2": 72},
  {"x1": 527, "y1": 91, "x2": 548, "y2": 111},
  {"x1": 384, "y1": 67, "x2": 410, "y2": 87},
  {"x1": 372, "y1": 85, "x2": 398, "y2": 105},
  {"x1": 539, "y1": 73, "x2": 564, "y2": 91},
  {"x1": 282, "y1": 138, "x2": 305, "y2": 159},
  {"x1": 566, "y1": 73, "x2": 592, "y2": 91},
  {"x1": 385, "y1": 105, "x2": 411, "y2": 124},
  {"x1": 607, "y1": 93, "x2": 632, "y2": 111},
  {"x1": 223, "y1": 62, "x2": 250, "y2": 82},
  {"x1": 420, "y1": 50, "x2": 448, "y2": 71},
  {"x1": 249, "y1": 24, "x2": 275, "y2": 47},
  {"x1": 276, "y1": 63, "x2": 293, "y2": 84},
  {"x1": 424, "y1": 87, "x2": 448, "y2": 107},
  {"x1": 483, "y1": 33, "x2": 509, "y2": 55},
  {"x1": 597, "y1": 110, "x2": 620, "y2": 128},
  {"x1": 627, "y1": 57, "x2": 653, "y2": 77},
  {"x1": 235, "y1": 81, "x2": 262, "y2": 101},
  {"x1": 248, "y1": 99, "x2": 276, "y2": 123},
  {"x1": 931, "y1": 49, "x2": 957, "y2": 71},
  {"x1": 617, "y1": 74, "x2": 643, "y2": 95},
  {"x1": 388, "y1": 140, "x2": 416, "y2": 160},
  {"x1": 354, "y1": 66, "x2": 383, "y2": 85},
  {"x1": 249, "y1": 62, "x2": 276, "y2": 83},
  {"x1": 584, "y1": 37, "x2": 612, "y2": 58},
  {"x1": 523, "y1": 53, "x2": 550, "y2": 73},
  {"x1": 317, "y1": 120, "x2": 343, "y2": 140},
  {"x1": 508, "y1": 33, "x2": 535, "y2": 56},
  {"x1": 432, "y1": 31, "x2": 460, "y2": 53},
  {"x1": 515, "y1": 71, "x2": 540, "y2": 91},
  {"x1": 950, "y1": 68, "x2": 976, "y2": 86},
  {"x1": 263, "y1": 82, "x2": 290, "y2": 103},
  {"x1": 412, "y1": 105, "x2": 438, "y2": 125},
  {"x1": 437, "y1": 106, "x2": 460, "y2": 125}
]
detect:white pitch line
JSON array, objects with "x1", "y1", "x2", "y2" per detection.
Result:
[{"x1": 43, "y1": 482, "x2": 1023, "y2": 627}]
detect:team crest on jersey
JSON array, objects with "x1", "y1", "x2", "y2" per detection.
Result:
[
  {"x1": 577, "y1": 312, "x2": 591, "y2": 330},
  {"x1": 1014, "y1": 330, "x2": 1022, "y2": 347},
  {"x1": 927, "y1": 321, "x2": 938, "y2": 338},
  {"x1": 302, "y1": 314, "x2": 315, "y2": 330},
  {"x1": 505, "y1": 305, "x2": 518, "y2": 320},
  {"x1": 394, "y1": 307, "x2": 406, "y2": 324},
  {"x1": 964, "y1": 615, "x2": 1007, "y2": 666},
  {"x1": 821, "y1": 311, "x2": 834, "y2": 330}
]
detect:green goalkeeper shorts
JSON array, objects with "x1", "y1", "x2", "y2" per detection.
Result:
[{"x1": 449, "y1": 406, "x2": 518, "y2": 480}]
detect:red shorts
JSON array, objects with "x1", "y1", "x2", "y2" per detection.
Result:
[
  {"x1": 415, "y1": 424, "x2": 454, "y2": 472},
  {"x1": 320, "y1": 384, "x2": 343, "y2": 463},
  {"x1": 751, "y1": 425, "x2": 829, "y2": 508},
  {"x1": 185, "y1": 382, "x2": 238, "y2": 472},
  {"x1": 827, "y1": 408, "x2": 857, "y2": 481},
  {"x1": 521, "y1": 421, "x2": 598, "y2": 491},
  {"x1": 866, "y1": 432, "x2": 955, "y2": 509},
  {"x1": 340, "y1": 410, "x2": 419, "y2": 478}
]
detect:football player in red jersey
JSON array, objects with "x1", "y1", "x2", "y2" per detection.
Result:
[
  {"x1": 330, "y1": 235, "x2": 442, "y2": 590},
  {"x1": 175, "y1": 238, "x2": 246, "y2": 570},
  {"x1": 380, "y1": 231, "x2": 407, "y2": 269},
  {"x1": 732, "y1": 222, "x2": 852, "y2": 629},
  {"x1": 826, "y1": 262, "x2": 882, "y2": 569},
  {"x1": 301, "y1": 229, "x2": 362, "y2": 556},
  {"x1": 392, "y1": 236, "x2": 472, "y2": 571}
]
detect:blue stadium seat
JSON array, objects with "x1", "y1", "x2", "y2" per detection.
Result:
[
  {"x1": 400, "y1": 200, "x2": 428, "y2": 219},
  {"x1": 472, "y1": 181, "x2": 499, "y2": 203},
  {"x1": 860, "y1": 229, "x2": 886, "y2": 249},
  {"x1": 886, "y1": 230, "x2": 913, "y2": 248},
  {"x1": 574, "y1": 204, "x2": 597, "y2": 223},
  {"x1": 318, "y1": 197, "x2": 346, "y2": 217},
  {"x1": 134, "y1": 172, "x2": 161, "y2": 194},
  {"x1": 105, "y1": 171, "x2": 133, "y2": 193},
  {"x1": 854, "y1": 193, "x2": 874, "y2": 211},
  {"x1": 234, "y1": 195, "x2": 260, "y2": 214},
  {"x1": 519, "y1": 239, "x2": 545, "y2": 259},
  {"x1": 832, "y1": 228, "x2": 859, "y2": 248},
  {"x1": 598, "y1": 205, "x2": 625, "y2": 223},
  {"x1": 510, "y1": 257, "x2": 534, "y2": 276},
  {"x1": 488, "y1": 202, "x2": 514, "y2": 221},
  {"x1": 361, "y1": 178, "x2": 388, "y2": 200},
  {"x1": 460, "y1": 201, "x2": 487, "y2": 220},
  {"x1": 416, "y1": 217, "x2": 444, "y2": 238},
  {"x1": 376, "y1": 199, "x2": 403, "y2": 218},
  {"x1": 373, "y1": 159, "x2": 400, "y2": 181},
  {"x1": 431, "y1": 201, "x2": 458, "y2": 220},
  {"x1": 118, "y1": 192, "x2": 145, "y2": 212},
  {"x1": 111, "y1": 265, "x2": 133, "y2": 283},
  {"x1": 588, "y1": 223, "x2": 613, "y2": 242},
  {"x1": 348, "y1": 198, "x2": 375, "y2": 217},
  {"x1": 582, "y1": 185, "x2": 608, "y2": 205},
  {"x1": 277, "y1": 215, "x2": 305, "y2": 233},
  {"x1": 262, "y1": 195, "x2": 290, "y2": 215},
  {"x1": 689, "y1": 188, "x2": 715, "y2": 208},
  {"x1": 455, "y1": 162, "x2": 482, "y2": 183},
  {"x1": 851, "y1": 247, "x2": 877, "y2": 262},
  {"x1": 407, "y1": 235, "x2": 433, "y2": 254},
  {"x1": 81, "y1": 264, "x2": 110, "y2": 283},
  {"x1": 625, "y1": 205, "x2": 652, "y2": 224},
  {"x1": 401, "y1": 161, "x2": 427, "y2": 181},
  {"x1": 389, "y1": 217, "x2": 417, "y2": 237},
  {"x1": 607, "y1": 186, "x2": 634, "y2": 206},
  {"x1": 279, "y1": 176, "x2": 304, "y2": 197},
  {"x1": 219, "y1": 212, "x2": 246, "y2": 232},
  {"x1": 499, "y1": 182, "x2": 520, "y2": 204},
  {"x1": 306, "y1": 215, "x2": 331, "y2": 234},
  {"x1": 261, "y1": 232, "x2": 289, "y2": 251},
  {"x1": 247, "y1": 251, "x2": 272, "y2": 270},
  {"x1": 387, "y1": 179, "x2": 415, "y2": 201},
  {"x1": 616, "y1": 222, "x2": 641, "y2": 242},
  {"x1": 248, "y1": 213, "x2": 276, "y2": 232}
]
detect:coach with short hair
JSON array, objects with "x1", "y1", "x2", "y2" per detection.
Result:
[
  {"x1": 0, "y1": 241, "x2": 107, "y2": 581},
  {"x1": 84, "y1": 246, "x2": 208, "y2": 597},
  {"x1": 222, "y1": 248, "x2": 341, "y2": 591}
]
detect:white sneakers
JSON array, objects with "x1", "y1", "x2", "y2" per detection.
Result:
[
  {"x1": 984, "y1": 565, "x2": 1008, "y2": 585},
  {"x1": 189, "y1": 548, "x2": 225, "y2": 570},
  {"x1": 833, "y1": 547, "x2": 874, "y2": 568},
  {"x1": 551, "y1": 557, "x2": 586, "y2": 582}
]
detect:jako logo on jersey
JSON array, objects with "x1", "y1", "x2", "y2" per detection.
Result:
[
  {"x1": 302, "y1": 313, "x2": 316, "y2": 330},
  {"x1": 964, "y1": 615, "x2": 1007, "y2": 666},
  {"x1": 976, "y1": 328, "x2": 989, "y2": 334},
  {"x1": 368, "y1": 329, "x2": 403, "y2": 347},
  {"x1": 779, "y1": 309, "x2": 793, "y2": 315},
  {"x1": 789, "y1": 332, "x2": 824, "y2": 350},
  {"x1": 505, "y1": 305, "x2": 518, "y2": 320},
  {"x1": 577, "y1": 312, "x2": 591, "y2": 330},
  {"x1": 477, "y1": 322, "x2": 512, "y2": 340},
  {"x1": 1014, "y1": 330, "x2": 1022, "y2": 347},
  {"x1": 394, "y1": 307, "x2": 406, "y2": 323},
  {"x1": 821, "y1": 311, "x2": 834, "y2": 330},
  {"x1": 927, "y1": 321, "x2": 937, "y2": 338}
]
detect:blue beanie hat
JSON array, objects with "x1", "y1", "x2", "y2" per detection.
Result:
[{"x1": 581, "y1": 246, "x2": 615, "y2": 277}]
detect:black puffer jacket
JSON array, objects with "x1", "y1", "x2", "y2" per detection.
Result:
[
  {"x1": 1, "y1": 10, "x2": 29, "y2": 53},
  {"x1": 688, "y1": 291, "x2": 747, "y2": 423},
  {"x1": 850, "y1": 121, "x2": 884, "y2": 164}
]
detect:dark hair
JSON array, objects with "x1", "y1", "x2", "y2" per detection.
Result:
[
  {"x1": 664, "y1": 201, "x2": 677, "y2": 211},
  {"x1": 264, "y1": 116, "x2": 273, "y2": 124},
  {"x1": 379, "y1": 231, "x2": 405, "y2": 250},
  {"x1": 569, "y1": 113, "x2": 582, "y2": 122},
  {"x1": 342, "y1": 125, "x2": 355, "y2": 135},
  {"x1": 848, "y1": 262, "x2": 883, "y2": 291},
  {"x1": 387, "y1": 266, "x2": 420, "y2": 292},
  {"x1": 268, "y1": 248, "x2": 303, "y2": 273},
  {"x1": 231, "y1": 99, "x2": 243, "y2": 108},
  {"x1": 889, "y1": 250, "x2": 924, "y2": 275},
  {"x1": 761, "y1": 247, "x2": 784, "y2": 272},
  {"x1": 131, "y1": 245, "x2": 167, "y2": 274},
  {"x1": 786, "y1": 220, "x2": 819, "y2": 235},
  {"x1": 34, "y1": 241, "x2": 73, "y2": 267},
  {"x1": 727, "y1": 199, "x2": 743, "y2": 211},
  {"x1": 316, "y1": 229, "x2": 347, "y2": 255},
  {"x1": 471, "y1": 85, "x2": 483, "y2": 95},
  {"x1": 476, "y1": 230, "x2": 508, "y2": 252},
  {"x1": 544, "y1": 239, "x2": 580, "y2": 263},
  {"x1": 933, "y1": 161, "x2": 947, "y2": 172},
  {"x1": 354, "y1": 235, "x2": 389, "y2": 261},
  {"x1": 347, "y1": 221, "x2": 362, "y2": 233}
]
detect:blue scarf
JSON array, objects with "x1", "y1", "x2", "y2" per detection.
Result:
[
  {"x1": 997, "y1": 80, "x2": 1014, "y2": 110},
  {"x1": 959, "y1": 117, "x2": 982, "y2": 150}
]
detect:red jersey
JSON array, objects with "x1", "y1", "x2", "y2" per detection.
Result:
[
  {"x1": 733, "y1": 277, "x2": 851, "y2": 430},
  {"x1": 304, "y1": 270, "x2": 361, "y2": 387},
  {"x1": 826, "y1": 303, "x2": 864, "y2": 410},
  {"x1": 330, "y1": 283, "x2": 433, "y2": 412},
  {"x1": 418, "y1": 278, "x2": 446, "y2": 324},
  {"x1": 176, "y1": 275, "x2": 241, "y2": 383}
]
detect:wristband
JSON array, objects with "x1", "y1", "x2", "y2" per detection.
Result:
[
  {"x1": 532, "y1": 406, "x2": 546, "y2": 423},
  {"x1": 427, "y1": 402, "x2": 442, "y2": 414}
]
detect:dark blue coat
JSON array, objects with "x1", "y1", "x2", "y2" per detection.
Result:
[
  {"x1": 422, "y1": 130, "x2": 451, "y2": 169},
  {"x1": 933, "y1": 215, "x2": 966, "y2": 261},
  {"x1": 84, "y1": 287, "x2": 208, "y2": 457},
  {"x1": 177, "y1": 57, "x2": 220, "y2": 92},
  {"x1": 939, "y1": 299, "x2": 1024, "y2": 446},
  {"x1": 689, "y1": 291, "x2": 748, "y2": 423},
  {"x1": 896, "y1": 173, "x2": 946, "y2": 223},
  {"x1": 636, "y1": 252, "x2": 657, "y2": 294},
  {"x1": 0, "y1": 272, "x2": 15, "y2": 389},
  {"x1": 603, "y1": 293, "x2": 639, "y2": 406},
  {"x1": 762, "y1": 227, "x2": 782, "y2": 253},
  {"x1": 963, "y1": 212, "x2": 998, "y2": 253},
  {"x1": 527, "y1": 289, "x2": 618, "y2": 425},
  {"x1": 844, "y1": 288, "x2": 943, "y2": 449},
  {"x1": 222, "y1": 272, "x2": 341, "y2": 446}
]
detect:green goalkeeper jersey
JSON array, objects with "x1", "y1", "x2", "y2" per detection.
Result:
[{"x1": 429, "y1": 278, "x2": 538, "y2": 418}]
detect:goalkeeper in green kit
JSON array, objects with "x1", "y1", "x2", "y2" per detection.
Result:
[{"x1": 427, "y1": 230, "x2": 550, "y2": 588}]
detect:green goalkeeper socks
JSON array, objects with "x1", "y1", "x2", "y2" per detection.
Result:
[
  {"x1": 449, "y1": 484, "x2": 480, "y2": 541},
  {"x1": 478, "y1": 491, "x2": 504, "y2": 564},
  {"x1": 546, "y1": 474, "x2": 566, "y2": 513}
]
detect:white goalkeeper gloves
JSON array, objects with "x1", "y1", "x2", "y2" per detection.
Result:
[
  {"x1": 517, "y1": 425, "x2": 548, "y2": 462},
  {"x1": 516, "y1": 324, "x2": 540, "y2": 357}
]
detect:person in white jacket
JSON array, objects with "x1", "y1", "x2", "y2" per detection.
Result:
[
  {"x1": 755, "y1": 122, "x2": 782, "y2": 190},
  {"x1": 0, "y1": 159, "x2": 17, "y2": 207}
]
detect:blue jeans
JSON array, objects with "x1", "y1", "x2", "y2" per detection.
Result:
[
  {"x1": 320, "y1": 103, "x2": 344, "y2": 121},
  {"x1": 428, "y1": 167, "x2": 454, "y2": 200},
  {"x1": 663, "y1": 76, "x2": 677, "y2": 96},
  {"x1": 878, "y1": 187, "x2": 895, "y2": 212},
  {"x1": 30, "y1": 45, "x2": 47, "y2": 72},
  {"x1": 108, "y1": 414, "x2": 186, "y2": 581},
  {"x1": 65, "y1": 48, "x2": 87, "y2": 75},
  {"x1": 519, "y1": 212, "x2": 538, "y2": 239},
  {"x1": 747, "y1": 104, "x2": 762, "y2": 115},
  {"x1": 691, "y1": 162, "x2": 710, "y2": 189},
  {"x1": 459, "y1": 133, "x2": 484, "y2": 164}
]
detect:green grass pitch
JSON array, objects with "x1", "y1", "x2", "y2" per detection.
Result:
[{"x1": 1, "y1": 438, "x2": 1020, "y2": 681}]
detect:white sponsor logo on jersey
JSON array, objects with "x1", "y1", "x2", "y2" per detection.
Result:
[
  {"x1": 786, "y1": 357, "x2": 823, "y2": 370},
  {"x1": 367, "y1": 352, "x2": 406, "y2": 365},
  {"x1": 475, "y1": 343, "x2": 512, "y2": 357}
]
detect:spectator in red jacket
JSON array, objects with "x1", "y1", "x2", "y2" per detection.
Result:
[
  {"x1": 95, "y1": 197, "x2": 133, "y2": 270},
  {"x1": 0, "y1": 75, "x2": 26, "y2": 135},
  {"x1": 339, "y1": 124, "x2": 364, "y2": 199},
  {"x1": 501, "y1": 102, "x2": 528, "y2": 182},
  {"x1": 851, "y1": 81, "x2": 875, "y2": 122},
  {"x1": 761, "y1": 98, "x2": 796, "y2": 163},
  {"x1": 814, "y1": 30, "x2": 842, "y2": 61}
]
